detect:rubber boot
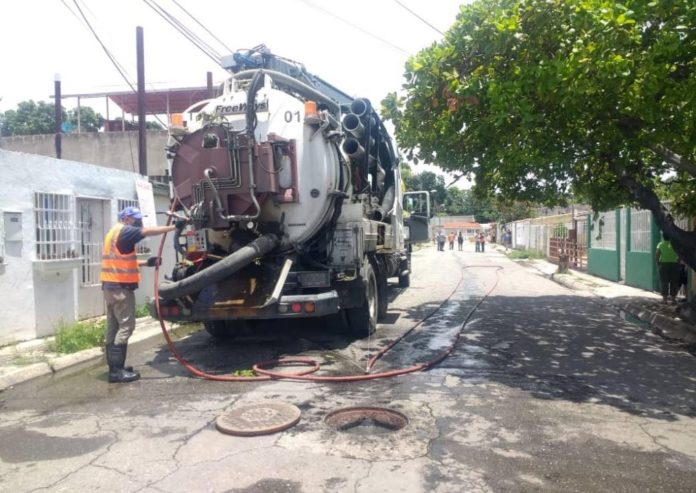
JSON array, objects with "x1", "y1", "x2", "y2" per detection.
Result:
[
  {"x1": 106, "y1": 344, "x2": 140, "y2": 383},
  {"x1": 105, "y1": 345, "x2": 134, "y2": 372}
]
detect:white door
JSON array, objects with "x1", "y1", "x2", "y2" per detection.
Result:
[{"x1": 77, "y1": 198, "x2": 108, "y2": 319}]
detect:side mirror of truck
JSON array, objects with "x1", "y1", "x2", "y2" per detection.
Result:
[{"x1": 403, "y1": 191, "x2": 431, "y2": 243}]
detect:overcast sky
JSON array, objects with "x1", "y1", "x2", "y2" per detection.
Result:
[{"x1": 0, "y1": 0, "x2": 469, "y2": 184}]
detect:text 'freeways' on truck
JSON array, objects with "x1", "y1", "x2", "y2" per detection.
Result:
[{"x1": 155, "y1": 45, "x2": 429, "y2": 340}]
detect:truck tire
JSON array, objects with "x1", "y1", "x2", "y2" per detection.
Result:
[
  {"x1": 398, "y1": 273, "x2": 410, "y2": 288},
  {"x1": 346, "y1": 262, "x2": 378, "y2": 337},
  {"x1": 204, "y1": 320, "x2": 248, "y2": 339},
  {"x1": 398, "y1": 255, "x2": 411, "y2": 288}
]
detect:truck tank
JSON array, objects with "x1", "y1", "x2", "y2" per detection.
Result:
[{"x1": 156, "y1": 48, "x2": 419, "y2": 337}]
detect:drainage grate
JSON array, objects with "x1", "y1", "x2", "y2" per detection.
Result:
[
  {"x1": 216, "y1": 402, "x2": 301, "y2": 436},
  {"x1": 325, "y1": 407, "x2": 408, "y2": 435}
]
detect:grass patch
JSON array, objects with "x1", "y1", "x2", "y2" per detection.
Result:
[
  {"x1": 231, "y1": 369, "x2": 256, "y2": 377},
  {"x1": 49, "y1": 319, "x2": 105, "y2": 354},
  {"x1": 135, "y1": 304, "x2": 152, "y2": 318},
  {"x1": 507, "y1": 249, "x2": 545, "y2": 260}
]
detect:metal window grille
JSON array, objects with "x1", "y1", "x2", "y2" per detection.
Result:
[
  {"x1": 34, "y1": 193, "x2": 77, "y2": 260},
  {"x1": 117, "y1": 199, "x2": 150, "y2": 255},
  {"x1": 575, "y1": 217, "x2": 588, "y2": 249},
  {"x1": 630, "y1": 209, "x2": 652, "y2": 252},
  {"x1": 78, "y1": 203, "x2": 102, "y2": 287},
  {"x1": 592, "y1": 211, "x2": 617, "y2": 250}
]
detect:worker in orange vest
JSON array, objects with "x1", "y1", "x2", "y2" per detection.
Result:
[{"x1": 100, "y1": 207, "x2": 184, "y2": 383}]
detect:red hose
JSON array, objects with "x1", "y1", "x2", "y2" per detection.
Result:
[{"x1": 153, "y1": 200, "x2": 501, "y2": 382}]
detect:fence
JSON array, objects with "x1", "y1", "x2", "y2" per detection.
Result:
[{"x1": 506, "y1": 213, "x2": 588, "y2": 270}]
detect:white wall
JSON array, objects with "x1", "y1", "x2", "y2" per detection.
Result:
[{"x1": 0, "y1": 149, "x2": 174, "y2": 344}]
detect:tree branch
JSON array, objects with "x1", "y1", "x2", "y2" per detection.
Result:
[
  {"x1": 615, "y1": 165, "x2": 696, "y2": 271},
  {"x1": 652, "y1": 144, "x2": 696, "y2": 178}
]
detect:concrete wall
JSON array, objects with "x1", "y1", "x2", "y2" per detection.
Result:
[
  {"x1": 0, "y1": 149, "x2": 174, "y2": 345},
  {"x1": 0, "y1": 131, "x2": 170, "y2": 175}
]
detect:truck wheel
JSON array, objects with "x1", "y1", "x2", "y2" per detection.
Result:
[
  {"x1": 398, "y1": 273, "x2": 410, "y2": 288},
  {"x1": 346, "y1": 262, "x2": 378, "y2": 337},
  {"x1": 398, "y1": 256, "x2": 411, "y2": 288},
  {"x1": 204, "y1": 320, "x2": 248, "y2": 339}
]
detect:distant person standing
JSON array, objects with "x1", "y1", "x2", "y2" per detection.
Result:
[
  {"x1": 448, "y1": 232, "x2": 455, "y2": 250},
  {"x1": 479, "y1": 232, "x2": 486, "y2": 253},
  {"x1": 475, "y1": 232, "x2": 481, "y2": 252},
  {"x1": 457, "y1": 231, "x2": 464, "y2": 251},
  {"x1": 656, "y1": 233, "x2": 681, "y2": 304},
  {"x1": 436, "y1": 230, "x2": 446, "y2": 251}
]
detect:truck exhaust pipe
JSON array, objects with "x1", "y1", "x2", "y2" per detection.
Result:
[{"x1": 159, "y1": 233, "x2": 280, "y2": 300}]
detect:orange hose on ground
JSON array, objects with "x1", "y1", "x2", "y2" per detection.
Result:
[{"x1": 154, "y1": 198, "x2": 502, "y2": 382}]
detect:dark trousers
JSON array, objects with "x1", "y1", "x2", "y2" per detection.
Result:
[{"x1": 659, "y1": 262, "x2": 681, "y2": 298}]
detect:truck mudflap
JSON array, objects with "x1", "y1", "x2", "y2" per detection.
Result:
[{"x1": 153, "y1": 290, "x2": 340, "y2": 322}]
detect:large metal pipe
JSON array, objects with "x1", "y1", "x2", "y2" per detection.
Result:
[
  {"x1": 375, "y1": 185, "x2": 395, "y2": 221},
  {"x1": 159, "y1": 233, "x2": 279, "y2": 300},
  {"x1": 343, "y1": 113, "x2": 364, "y2": 138},
  {"x1": 342, "y1": 138, "x2": 365, "y2": 160},
  {"x1": 350, "y1": 98, "x2": 370, "y2": 118}
]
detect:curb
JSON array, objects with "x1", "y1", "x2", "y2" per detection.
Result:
[
  {"x1": 0, "y1": 318, "x2": 169, "y2": 392},
  {"x1": 543, "y1": 268, "x2": 696, "y2": 345}
]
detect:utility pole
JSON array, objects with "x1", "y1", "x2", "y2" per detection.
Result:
[
  {"x1": 207, "y1": 71, "x2": 214, "y2": 99},
  {"x1": 136, "y1": 26, "x2": 147, "y2": 176},
  {"x1": 54, "y1": 74, "x2": 62, "y2": 159}
]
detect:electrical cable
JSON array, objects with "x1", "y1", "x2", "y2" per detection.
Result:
[
  {"x1": 295, "y1": 0, "x2": 409, "y2": 55},
  {"x1": 170, "y1": 0, "x2": 233, "y2": 54},
  {"x1": 391, "y1": 0, "x2": 445, "y2": 35},
  {"x1": 65, "y1": 0, "x2": 169, "y2": 129},
  {"x1": 142, "y1": 0, "x2": 222, "y2": 65}
]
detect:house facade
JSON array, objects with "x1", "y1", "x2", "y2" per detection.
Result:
[{"x1": 0, "y1": 149, "x2": 175, "y2": 345}]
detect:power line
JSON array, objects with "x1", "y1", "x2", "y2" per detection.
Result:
[
  {"x1": 64, "y1": 0, "x2": 168, "y2": 128},
  {"x1": 392, "y1": 0, "x2": 444, "y2": 36},
  {"x1": 142, "y1": 0, "x2": 222, "y2": 66},
  {"x1": 170, "y1": 0, "x2": 233, "y2": 54},
  {"x1": 296, "y1": 0, "x2": 409, "y2": 55}
]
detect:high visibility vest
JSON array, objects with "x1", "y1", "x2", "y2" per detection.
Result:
[{"x1": 100, "y1": 224, "x2": 140, "y2": 284}]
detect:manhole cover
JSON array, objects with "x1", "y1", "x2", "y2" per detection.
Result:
[
  {"x1": 216, "y1": 402, "x2": 301, "y2": 436},
  {"x1": 325, "y1": 407, "x2": 408, "y2": 435}
]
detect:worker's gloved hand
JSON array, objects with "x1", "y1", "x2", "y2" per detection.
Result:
[
  {"x1": 174, "y1": 219, "x2": 187, "y2": 231},
  {"x1": 146, "y1": 256, "x2": 162, "y2": 267}
]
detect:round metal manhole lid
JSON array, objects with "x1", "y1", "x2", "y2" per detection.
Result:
[
  {"x1": 216, "y1": 402, "x2": 301, "y2": 436},
  {"x1": 325, "y1": 407, "x2": 408, "y2": 435}
]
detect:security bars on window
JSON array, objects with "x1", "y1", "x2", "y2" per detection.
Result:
[{"x1": 34, "y1": 193, "x2": 77, "y2": 260}]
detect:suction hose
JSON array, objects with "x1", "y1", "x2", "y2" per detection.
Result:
[{"x1": 158, "y1": 233, "x2": 279, "y2": 300}]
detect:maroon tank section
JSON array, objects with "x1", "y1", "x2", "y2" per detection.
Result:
[{"x1": 170, "y1": 125, "x2": 297, "y2": 229}]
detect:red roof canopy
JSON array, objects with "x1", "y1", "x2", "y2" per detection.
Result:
[{"x1": 108, "y1": 87, "x2": 212, "y2": 115}]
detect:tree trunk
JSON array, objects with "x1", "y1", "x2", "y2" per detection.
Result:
[{"x1": 618, "y1": 173, "x2": 696, "y2": 272}]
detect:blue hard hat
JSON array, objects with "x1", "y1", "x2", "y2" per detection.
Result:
[{"x1": 118, "y1": 206, "x2": 143, "y2": 220}]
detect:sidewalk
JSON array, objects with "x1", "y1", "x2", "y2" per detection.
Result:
[
  {"x1": 0, "y1": 318, "x2": 168, "y2": 392},
  {"x1": 502, "y1": 246, "x2": 696, "y2": 346}
]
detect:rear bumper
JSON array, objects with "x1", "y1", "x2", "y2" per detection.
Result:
[{"x1": 153, "y1": 290, "x2": 341, "y2": 322}]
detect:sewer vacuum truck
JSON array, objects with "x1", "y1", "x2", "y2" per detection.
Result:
[{"x1": 155, "y1": 47, "x2": 428, "y2": 337}]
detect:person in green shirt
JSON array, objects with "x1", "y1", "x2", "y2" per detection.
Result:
[{"x1": 656, "y1": 233, "x2": 681, "y2": 304}]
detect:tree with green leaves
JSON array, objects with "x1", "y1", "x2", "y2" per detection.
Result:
[
  {"x1": 383, "y1": 0, "x2": 696, "y2": 269},
  {"x1": 1, "y1": 100, "x2": 62, "y2": 136},
  {"x1": 1, "y1": 100, "x2": 105, "y2": 135},
  {"x1": 67, "y1": 106, "x2": 104, "y2": 132}
]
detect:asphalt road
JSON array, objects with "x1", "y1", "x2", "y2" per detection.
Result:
[{"x1": 1, "y1": 243, "x2": 695, "y2": 492}]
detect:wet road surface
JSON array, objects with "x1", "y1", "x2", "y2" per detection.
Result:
[{"x1": 1, "y1": 244, "x2": 696, "y2": 492}]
